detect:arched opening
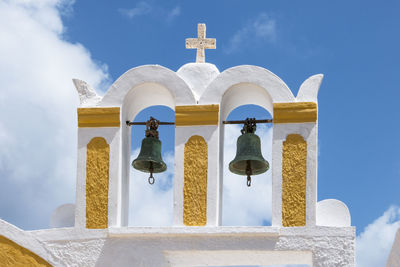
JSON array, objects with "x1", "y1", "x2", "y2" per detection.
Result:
[
  {"x1": 100, "y1": 66, "x2": 195, "y2": 227},
  {"x1": 128, "y1": 105, "x2": 175, "y2": 226},
  {"x1": 221, "y1": 103, "x2": 273, "y2": 226},
  {"x1": 120, "y1": 81, "x2": 176, "y2": 227}
]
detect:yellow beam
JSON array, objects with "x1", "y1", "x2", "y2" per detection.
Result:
[
  {"x1": 78, "y1": 107, "x2": 120, "y2": 127},
  {"x1": 175, "y1": 105, "x2": 219, "y2": 126},
  {"x1": 273, "y1": 102, "x2": 317, "y2": 123}
]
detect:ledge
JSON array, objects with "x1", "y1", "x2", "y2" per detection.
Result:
[
  {"x1": 108, "y1": 226, "x2": 280, "y2": 237},
  {"x1": 29, "y1": 226, "x2": 355, "y2": 242}
]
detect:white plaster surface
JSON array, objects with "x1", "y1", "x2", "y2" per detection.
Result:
[
  {"x1": 25, "y1": 226, "x2": 355, "y2": 266},
  {"x1": 164, "y1": 250, "x2": 312, "y2": 266},
  {"x1": 387, "y1": 228, "x2": 400, "y2": 267},
  {"x1": 219, "y1": 82, "x2": 274, "y2": 120},
  {"x1": 75, "y1": 127, "x2": 121, "y2": 228},
  {"x1": 296, "y1": 74, "x2": 324, "y2": 103},
  {"x1": 317, "y1": 199, "x2": 351, "y2": 227},
  {"x1": 177, "y1": 63, "x2": 220, "y2": 102},
  {"x1": 50, "y1": 204, "x2": 75, "y2": 228},
  {"x1": 100, "y1": 65, "x2": 196, "y2": 107},
  {"x1": 200, "y1": 65, "x2": 295, "y2": 106},
  {"x1": 72, "y1": 79, "x2": 102, "y2": 107}
]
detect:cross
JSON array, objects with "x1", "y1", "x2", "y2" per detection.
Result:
[{"x1": 186, "y1": 23, "x2": 216, "y2": 63}]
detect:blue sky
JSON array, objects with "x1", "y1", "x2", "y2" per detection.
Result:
[{"x1": 0, "y1": 0, "x2": 400, "y2": 266}]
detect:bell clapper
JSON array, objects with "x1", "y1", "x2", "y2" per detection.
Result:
[
  {"x1": 242, "y1": 119, "x2": 256, "y2": 187},
  {"x1": 245, "y1": 160, "x2": 252, "y2": 187},
  {"x1": 148, "y1": 161, "x2": 155, "y2": 185}
]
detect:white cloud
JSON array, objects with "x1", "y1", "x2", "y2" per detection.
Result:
[
  {"x1": 166, "y1": 6, "x2": 181, "y2": 23},
  {"x1": 118, "y1": 2, "x2": 152, "y2": 19},
  {"x1": 356, "y1": 206, "x2": 400, "y2": 266},
  {"x1": 0, "y1": 0, "x2": 109, "y2": 229},
  {"x1": 129, "y1": 150, "x2": 174, "y2": 226},
  {"x1": 127, "y1": 124, "x2": 272, "y2": 227},
  {"x1": 119, "y1": 2, "x2": 180, "y2": 23},
  {"x1": 222, "y1": 124, "x2": 272, "y2": 226},
  {"x1": 225, "y1": 13, "x2": 276, "y2": 54}
]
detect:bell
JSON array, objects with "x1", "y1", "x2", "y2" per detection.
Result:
[
  {"x1": 229, "y1": 118, "x2": 269, "y2": 187},
  {"x1": 132, "y1": 117, "x2": 167, "y2": 184}
]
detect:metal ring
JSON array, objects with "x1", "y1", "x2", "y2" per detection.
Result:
[{"x1": 148, "y1": 176, "x2": 155, "y2": 185}]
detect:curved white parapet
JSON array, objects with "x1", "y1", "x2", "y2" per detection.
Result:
[
  {"x1": 316, "y1": 199, "x2": 351, "y2": 227},
  {"x1": 177, "y1": 63, "x2": 220, "y2": 102},
  {"x1": 296, "y1": 74, "x2": 324, "y2": 102},
  {"x1": 72, "y1": 79, "x2": 102, "y2": 107},
  {"x1": 50, "y1": 203, "x2": 75, "y2": 228},
  {"x1": 199, "y1": 65, "x2": 295, "y2": 108},
  {"x1": 100, "y1": 65, "x2": 196, "y2": 107}
]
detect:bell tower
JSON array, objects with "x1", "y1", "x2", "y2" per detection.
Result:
[
  {"x1": 69, "y1": 24, "x2": 356, "y2": 266},
  {"x1": 0, "y1": 23, "x2": 356, "y2": 267}
]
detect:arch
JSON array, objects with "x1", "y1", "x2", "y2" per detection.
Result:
[
  {"x1": 129, "y1": 105, "x2": 175, "y2": 226},
  {"x1": 220, "y1": 83, "x2": 274, "y2": 121},
  {"x1": 199, "y1": 65, "x2": 295, "y2": 113},
  {"x1": 221, "y1": 104, "x2": 272, "y2": 226},
  {"x1": 99, "y1": 65, "x2": 194, "y2": 227},
  {"x1": 100, "y1": 65, "x2": 196, "y2": 108}
]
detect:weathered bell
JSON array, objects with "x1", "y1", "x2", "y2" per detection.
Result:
[
  {"x1": 229, "y1": 118, "x2": 269, "y2": 186},
  {"x1": 132, "y1": 117, "x2": 167, "y2": 184}
]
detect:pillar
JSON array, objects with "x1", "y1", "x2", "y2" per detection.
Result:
[
  {"x1": 173, "y1": 104, "x2": 220, "y2": 226},
  {"x1": 271, "y1": 102, "x2": 318, "y2": 227}
]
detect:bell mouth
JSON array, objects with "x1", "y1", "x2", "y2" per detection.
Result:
[
  {"x1": 229, "y1": 158, "x2": 269, "y2": 176},
  {"x1": 132, "y1": 159, "x2": 167, "y2": 173}
]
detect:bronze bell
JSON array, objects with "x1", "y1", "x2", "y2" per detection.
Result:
[
  {"x1": 229, "y1": 118, "x2": 269, "y2": 187},
  {"x1": 132, "y1": 117, "x2": 167, "y2": 184}
]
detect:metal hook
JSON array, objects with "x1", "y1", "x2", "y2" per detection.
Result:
[
  {"x1": 148, "y1": 173, "x2": 155, "y2": 185},
  {"x1": 245, "y1": 160, "x2": 252, "y2": 187},
  {"x1": 148, "y1": 161, "x2": 155, "y2": 185}
]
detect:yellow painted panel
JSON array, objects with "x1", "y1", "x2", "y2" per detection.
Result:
[
  {"x1": 282, "y1": 134, "x2": 307, "y2": 227},
  {"x1": 86, "y1": 137, "x2": 109, "y2": 229},
  {"x1": 175, "y1": 104, "x2": 219, "y2": 126},
  {"x1": 0, "y1": 236, "x2": 52, "y2": 267},
  {"x1": 78, "y1": 107, "x2": 120, "y2": 127},
  {"x1": 183, "y1": 135, "x2": 208, "y2": 226},
  {"x1": 273, "y1": 102, "x2": 317, "y2": 123}
]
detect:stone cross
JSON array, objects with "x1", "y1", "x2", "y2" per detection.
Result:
[{"x1": 186, "y1": 23, "x2": 216, "y2": 63}]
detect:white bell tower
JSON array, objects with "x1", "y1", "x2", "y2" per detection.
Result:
[{"x1": 0, "y1": 24, "x2": 355, "y2": 267}]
